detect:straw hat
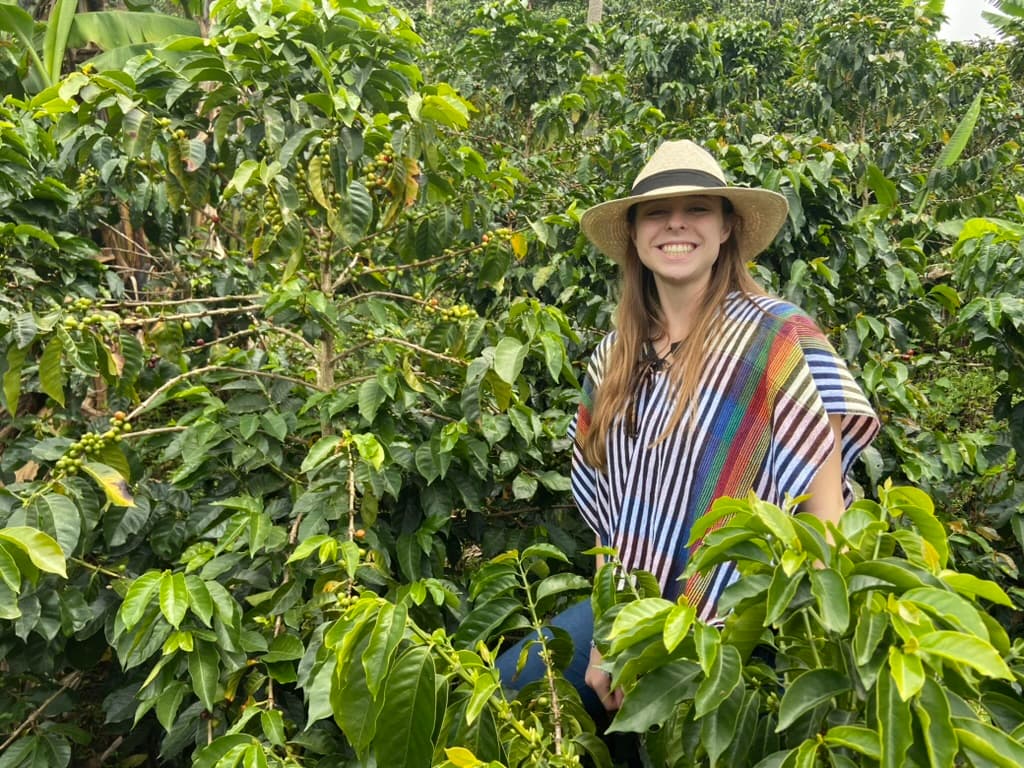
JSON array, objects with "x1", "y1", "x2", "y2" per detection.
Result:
[{"x1": 580, "y1": 140, "x2": 789, "y2": 264}]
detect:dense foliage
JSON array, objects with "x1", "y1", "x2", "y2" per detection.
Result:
[{"x1": 0, "y1": 0, "x2": 1023, "y2": 765}]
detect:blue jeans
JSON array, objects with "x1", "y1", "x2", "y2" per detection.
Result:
[{"x1": 494, "y1": 598, "x2": 604, "y2": 718}]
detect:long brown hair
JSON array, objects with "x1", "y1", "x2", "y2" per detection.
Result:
[{"x1": 581, "y1": 201, "x2": 768, "y2": 469}]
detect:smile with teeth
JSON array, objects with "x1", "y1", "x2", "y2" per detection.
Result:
[{"x1": 660, "y1": 243, "x2": 697, "y2": 254}]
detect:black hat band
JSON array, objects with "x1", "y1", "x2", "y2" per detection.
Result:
[{"x1": 631, "y1": 169, "x2": 725, "y2": 197}]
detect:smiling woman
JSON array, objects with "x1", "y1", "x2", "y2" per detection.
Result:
[
  {"x1": 629, "y1": 196, "x2": 733, "y2": 297},
  {"x1": 495, "y1": 140, "x2": 880, "y2": 745}
]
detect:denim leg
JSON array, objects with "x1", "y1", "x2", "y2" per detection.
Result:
[{"x1": 494, "y1": 598, "x2": 603, "y2": 717}]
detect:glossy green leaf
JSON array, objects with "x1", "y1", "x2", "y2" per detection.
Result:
[
  {"x1": 878, "y1": 671, "x2": 913, "y2": 768},
  {"x1": 16, "y1": 493, "x2": 80, "y2": 558},
  {"x1": 363, "y1": 602, "x2": 407, "y2": 698},
  {"x1": 750, "y1": 496, "x2": 798, "y2": 548},
  {"x1": 0, "y1": 581, "x2": 21, "y2": 620},
  {"x1": 512, "y1": 472, "x2": 538, "y2": 500},
  {"x1": 465, "y1": 670, "x2": 500, "y2": 727},
  {"x1": 694, "y1": 621, "x2": 719, "y2": 676},
  {"x1": 932, "y1": 92, "x2": 982, "y2": 171},
  {"x1": 824, "y1": 725, "x2": 880, "y2": 760},
  {"x1": 120, "y1": 570, "x2": 162, "y2": 630},
  {"x1": 953, "y1": 717, "x2": 1024, "y2": 768},
  {"x1": 155, "y1": 680, "x2": 189, "y2": 732},
  {"x1": 810, "y1": 568, "x2": 849, "y2": 634},
  {"x1": 913, "y1": 678, "x2": 956, "y2": 768},
  {"x1": 888, "y1": 646, "x2": 925, "y2": 701},
  {"x1": 351, "y1": 433, "x2": 385, "y2": 471},
  {"x1": 0, "y1": 732, "x2": 71, "y2": 768},
  {"x1": 375, "y1": 646, "x2": 436, "y2": 768},
  {"x1": 663, "y1": 602, "x2": 696, "y2": 653},
  {"x1": 358, "y1": 378, "x2": 388, "y2": 423},
  {"x1": 191, "y1": 735, "x2": 252, "y2": 768},
  {"x1": 261, "y1": 708, "x2": 286, "y2": 747},
  {"x1": 607, "y1": 660, "x2": 701, "y2": 733},
  {"x1": 0, "y1": 526, "x2": 67, "y2": 578},
  {"x1": 159, "y1": 571, "x2": 189, "y2": 629},
  {"x1": 916, "y1": 631, "x2": 1012, "y2": 679},
  {"x1": 262, "y1": 633, "x2": 304, "y2": 663},
  {"x1": 188, "y1": 639, "x2": 220, "y2": 712},
  {"x1": 687, "y1": 496, "x2": 751, "y2": 547},
  {"x1": 607, "y1": 598, "x2": 674, "y2": 654},
  {"x1": 765, "y1": 564, "x2": 803, "y2": 626},
  {"x1": 43, "y1": 0, "x2": 77, "y2": 84},
  {"x1": 865, "y1": 163, "x2": 898, "y2": 208},
  {"x1": 287, "y1": 534, "x2": 333, "y2": 564},
  {"x1": 792, "y1": 738, "x2": 819, "y2": 768},
  {"x1": 901, "y1": 586, "x2": 988, "y2": 639},
  {"x1": 2, "y1": 348, "x2": 25, "y2": 421},
  {"x1": 538, "y1": 331, "x2": 565, "y2": 381},
  {"x1": 776, "y1": 669, "x2": 850, "y2": 731},
  {"x1": 39, "y1": 335, "x2": 65, "y2": 407},
  {"x1": 939, "y1": 571, "x2": 1013, "y2": 607},
  {"x1": 852, "y1": 558, "x2": 942, "y2": 590},
  {"x1": 452, "y1": 596, "x2": 521, "y2": 650},
  {"x1": 695, "y1": 644, "x2": 742, "y2": 719},
  {"x1": 185, "y1": 575, "x2": 214, "y2": 627},
  {"x1": 534, "y1": 573, "x2": 590, "y2": 604},
  {"x1": 701, "y1": 678, "x2": 744, "y2": 765},
  {"x1": 0, "y1": 543, "x2": 21, "y2": 593},
  {"x1": 334, "y1": 630, "x2": 381, "y2": 755},
  {"x1": 689, "y1": 528, "x2": 765, "y2": 576},
  {"x1": 854, "y1": 593, "x2": 889, "y2": 665},
  {"x1": 300, "y1": 436, "x2": 343, "y2": 474},
  {"x1": 336, "y1": 181, "x2": 373, "y2": 245},
  {"x1": 493, "y1": 337, "x2": 527, "y2": 384}
]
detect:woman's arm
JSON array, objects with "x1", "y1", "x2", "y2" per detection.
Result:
[
  {"x1": 586, "y1": 538, "x2": 624, "y2": 710},
  {"x1": 800, "y1": 413, "x2": 846, "y2": 530}
]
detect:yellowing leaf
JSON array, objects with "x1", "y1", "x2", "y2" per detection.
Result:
[
  {"x1": 308, "y1": 154, "x2": 332, "y2": 211},
  {"x1": 445, "y1": 747, "x2": 484, "y2": 768},
  {"x1": 81, "y1": 461, "x2": 135, "y2": 507},
  {"x1": 511, "y1": 232, "x2": 527, "y2": 260}
]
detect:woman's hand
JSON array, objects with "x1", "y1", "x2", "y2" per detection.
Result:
[{"x1": 585, "y1": 645, "x2": 624, "y2": 711}]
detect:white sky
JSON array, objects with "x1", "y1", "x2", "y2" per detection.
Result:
[{"x1": 939, "y1": 0, "x2": 999, "y2": 41}]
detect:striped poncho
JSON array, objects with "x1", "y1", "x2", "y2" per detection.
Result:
[{"x1": 569, "y1": 292, "x2": 879, "y2": 619}]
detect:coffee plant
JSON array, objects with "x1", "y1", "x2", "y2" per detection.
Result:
[{"x1": 0, "y1": 0, "x2": 1023, "y2": 764}]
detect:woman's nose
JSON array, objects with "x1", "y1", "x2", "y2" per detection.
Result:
[{"x1": 666, "y1": 206, "x2": 688, "y2": 228}]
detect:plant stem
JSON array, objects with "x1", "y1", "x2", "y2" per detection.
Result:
[
  {"x1": 802, "y1": 610, "x2": 823, "y2": 669},
  {"x1": 70, "y1": 557, "x2": 123, "y2": 579},
  {"x1": 121, "y1": 304, "x2": 263, "y2": 327},
  {"x1": 516, "y1": 560, "x2": 564, "y2": 756},
  {"x1": 127, "y1": 364, "x2": 325, "y2": 422},
  {"x1": 347, "y1": 443, "x2": 357, "y2": 543},
  {"x1": 0, "y1": 671, "x2": 81, "y2": 752}
]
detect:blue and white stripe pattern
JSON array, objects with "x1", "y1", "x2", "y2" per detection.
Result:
[{"x1": 569, "y1": 292, "x2": 879, "y2": 619}]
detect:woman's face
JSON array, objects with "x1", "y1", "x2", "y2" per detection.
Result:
[{"x1": 630, "y1": 195, "x2": 733, "y2": 292}]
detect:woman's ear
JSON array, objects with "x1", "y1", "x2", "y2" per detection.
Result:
[{"x1": 719, "y1": 212, "x2": 735, "y2": 244}]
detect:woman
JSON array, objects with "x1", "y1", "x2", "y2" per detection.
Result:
[{"x1": 498, "y1": 140, "x2": 878, "y2": 719}]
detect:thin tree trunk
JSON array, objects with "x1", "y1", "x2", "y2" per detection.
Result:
[{"x1": 587, "y1": 0, "x2": 603, "y2": 77}]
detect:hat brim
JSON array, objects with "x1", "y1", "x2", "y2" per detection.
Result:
[{"x1": 580, "y1": 185, "x2": 789, "y2": 264}]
